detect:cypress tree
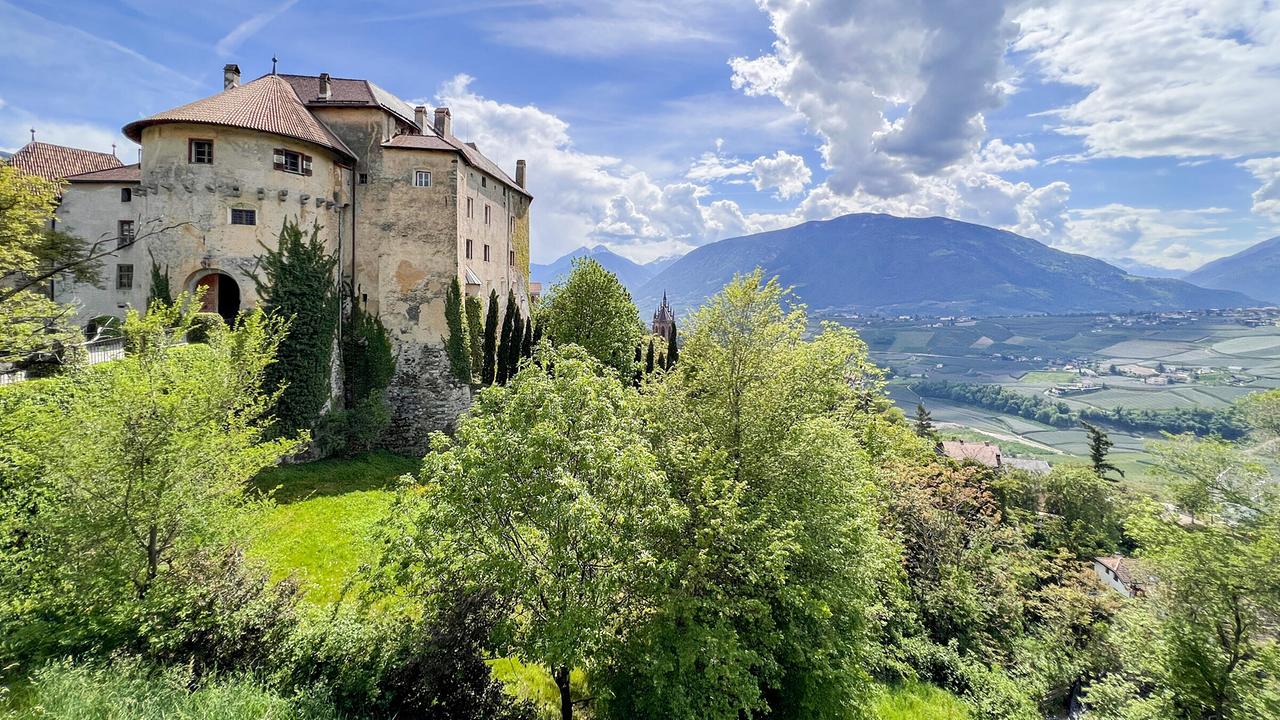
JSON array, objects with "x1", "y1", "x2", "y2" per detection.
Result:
[
  {"x1": 666, "y1": 320, "x2": 679, "y2": 368},
  {"x1": 645, "y1": 337, "x2": 655, "y2": 374},
  {"x1": 532, "y1": 321, "x2": 543, "y2": 348},
  {"x1": 465, "y1": 294, "x2": 484, "y2": 379},
  {"x1": 521, "y1": 317, "x2": 533, "y2": 358},
  {"x1": 497, "y1": 289, "x2": 517, "y2": 384},
  {"x1": 481, "y1": 288, "x2": 500, "y2": 385},
  {"x1": 147, "y1": 249, "x2": 172, "y2": 308},
  {"x1": 632, "y1": 344, "x2": 642, "y2": 387},
  {"x1": 444, "y1": 276, "x2": 471, "y2": 383},
  {"x1": 914, "y1": 403, "x2": 936, "y2": 439},
  {"x1": 505, "y1": 303, "x2": 524, "y2": 382}
]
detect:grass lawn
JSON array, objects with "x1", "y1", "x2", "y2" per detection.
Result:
[
  {"x1": 247, "y1": 451, "x2": 420, "y2": 605},
  {"x1": 873, "y1": 681, "x2": 970, "y2": 719}
]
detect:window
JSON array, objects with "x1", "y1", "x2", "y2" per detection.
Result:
[
  {"x1": 273, "y1": 148, "x2": 311, "y2": 175},
  {"x1": 509, "y1": 249, "x2": 515, "y2": 265},
  {"x1": 484, "y1": 204, "x2": 491, "y2": 225},
  {"x1": 483, "y1": 243, "x2": 490, "y2": 262},
  {"x1": 116, "y1": 264, "x2": 134, "y2": 289},
  {"x1": 230, "y1": 208, "x2": 256, "y2": 225},
  {"x1": 358, "y1": 173, "x2": 369, "y2": 184},
  {"x1": 189, "y1": 139, "x2": 213, "y2": 164},
  {"x1": 466, "y1": 197, "x2": 473, "y2": 218},
  {"x1": 465, "y1": 238, "x2": 473, "y2": 259},
  {"x1": 121, "y1": 188, "x2": 132, "y2": 203},
  {"x1": 117, "y1": 220, "x2": 134, "y2": 248},
  {"x1": 481, "y1": 176, "x2": 487, "y2": 188},
  {"x1": 414, "y1": 170, "x2": 432, "y2": 187}
]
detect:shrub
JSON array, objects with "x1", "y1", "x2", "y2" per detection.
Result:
[
  {"x1": 315, "y1": 394, "x2": 392, "y2": 458},
  {"x1": 341, "y1": 304, "x2": 394, "y2": 405},
  {"x1": 186, "y1": 312, "x2": 226, "y2": 343}
]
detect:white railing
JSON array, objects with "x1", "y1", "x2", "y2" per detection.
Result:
[{"x1": 1, "y1": 337, "x2": 128, "y2": 386}]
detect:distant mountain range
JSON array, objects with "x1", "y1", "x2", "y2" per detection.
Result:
[
  {"x1": 531, "y1": 245, "x2": 677, "y2": 296},
  {"x1": 1185, "y1": 235, "x2": 1280, "y2": 304},
  {"x1": 633, "y1": 213, "x2": 1258, "y2": 317}
]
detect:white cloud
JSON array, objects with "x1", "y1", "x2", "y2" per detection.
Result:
[
  {"x1": 1057, "y1": 205, "x2": 1237, "y2": 270},
  {"x1": 434, "y1": 75, "x2": 758, "y2": 263},
  {"x1": 215, "y1": 0, "x2": 299, "y2": 58},
  {"x1": 1015, "y1": 0, "x2": 1280, "y2": 159},
  {"x1": 730, "y1": 0, "x2": 1017, "y2": 198},
  {"x1": 750, "y1": 150, "x2": 811, "y2": 199},
  {"x1": 1240, "y1": 156, "x2": 1280, "y2": 218}
]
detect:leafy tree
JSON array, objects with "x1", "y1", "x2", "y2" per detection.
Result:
[
  {"x1": 253, "y1": 218, "x2": 339, "y2": 436},
  {"x1": 665, "y1": 320, "x2": 678, "y2": 368},
  {"x1": 599, "y1": 271, "x2": 889, "y2": 719},
  {"x1": 482, "y1": 289, "x2": 499, "y2": 385},
  {"x1": 465, "y1": 294, "x2": 485, "y2": 378},
  {"x1": 444, "y1": 276, "x2": 472, "y2": 383},
  {"x1": 325, "y1": 303, "x2": 395, "y2": 456},
  {"x1": 375, "y1": 345, "x2": 684, "y2": 720},
  {"x1": 913, "y1": 402, "x2": 936, "y2": 440},
  {"x1": 147, "y1": 250, "x2": 172, "y2": 308},
  {"x1": 1036, "y1": 464, "x2": 1122, "y2": 557},
  {"x1": 1238, "y1": 388, "x2": 1280, "y2": 442},
  {"x1": 631, "y1": 344, "x2": 642, "y2": 387},
  {"x1": 540, "y1": 258, "x2": 644, "y2": 378},
  {"x1": 1083, "y1": 421, "x2": 1124, "y2": 481},
  {"x1": 1150, "y1": 434, "x2": 1270, "y2": 522}
]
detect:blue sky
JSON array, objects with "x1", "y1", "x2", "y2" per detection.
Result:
[{"x1": 3, "y1": 0, "x2": 1279, "y2": 269}]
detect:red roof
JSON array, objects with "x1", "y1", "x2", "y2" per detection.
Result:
[
  {"x1": 122, "y1": 75, "x2": 355, "y2": 162},
  {"x1": 66, "y1": 163, "x2": 141, "y2": 183},
  {"x1": 278, "y1": 74, "x2": 418, "y2": 126},
  {"x1": 383, "y1": 133, "x2": 531, "y2": 198},
  {"x1": 940, "y1": 440, "x2": 1002, "y2": 468},
  {"x1": 7, "y1": 141, "x2": 123, "y2": 181}
]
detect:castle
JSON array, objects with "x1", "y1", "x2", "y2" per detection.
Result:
[{"x1": 8, "y1": 64, "x2": 533, "y2": 452}]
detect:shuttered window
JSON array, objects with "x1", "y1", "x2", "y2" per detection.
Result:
[
  {"x1": 273, "y1": 148, "x2": 312, "y2": 175},
  {"x1": 189, "y1": 139, "x2": 213, "y2": 164}
]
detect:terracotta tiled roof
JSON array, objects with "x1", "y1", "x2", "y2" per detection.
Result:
[
  {"x1": 1096, "y1": 555, "x2": 1148, "y2": 588},
  {"x1": 7, "y1": 141, "x2": 123, "y2": 181},
  {"x1": 122, "y1": 75, "x2": 355, "y2": 162},
  {"x1": 278, "y1": 74, "x2": 418, "y2": 126},
  {"x1": 940, "y1": 440, "x2": 1002, "y2": 468},
  {"x1": 383, "y1": 133, "x2": 532, "y2": 198},
  {"x1": 66, "y1": 163, "x2": 141, "y2": 183}
]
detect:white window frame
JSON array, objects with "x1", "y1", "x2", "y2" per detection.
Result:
[{"x1": 414, "y1": 170, "x2": 432, "y2": 187}]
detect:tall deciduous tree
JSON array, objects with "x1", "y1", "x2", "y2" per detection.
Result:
[
  {"x1": 444, "y1": 276, "x2": 472, "y2": 383},
  {"x1": 376, "y1": 346, "x2": 684, "y2": 720},
  {"x1": 253, "y1": 218, "x2": 339, "y2": 436},
  {"x1": 482, "y1": 289, "x2": 500, "y2": 385},
  {"x1": 540, "y1": 258, "x2": 644, "y2": 379}
]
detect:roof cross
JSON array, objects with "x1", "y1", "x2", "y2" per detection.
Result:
[{"x1": 271, "y1": 55, "x2": 278, "y2": 74}]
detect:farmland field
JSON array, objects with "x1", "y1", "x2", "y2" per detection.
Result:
[{"x1": 859, "y1": 311, "x2": 1280, "y2": 492}]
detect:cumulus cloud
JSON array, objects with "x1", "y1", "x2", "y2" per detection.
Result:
[
  {"x1": 1240, "y1": 157, "x2": 1280, "y2": 218},
  {"x1": 1015, "y1": 0, "x2": 1280, "y2": 159},
  {"x1": 435, "y1": 75, "x2": 759, "y2": 262},
  {"x1": 1057, "y1": 205, "x2": 1236, "y2": 271},
  {"x1": 730, "y1": 0, "x2": 1016, "y2": 197},
  {"x1": 750, "y1": 151, "x2": 811, "y2": 199}
]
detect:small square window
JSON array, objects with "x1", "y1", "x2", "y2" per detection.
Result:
[
  {"x1": 359, "y1": 173, "x2": 369, "y2": 184},
  {"x1": 414, "y1": 170, "x2": 432, "y2": 187},
  {"x1": 121, "y1": 188, "x2": 132, "y2": 203},
  {"x1": 189, "y1": 139, "x2": 213, "y2": 164},
  {"x1": 117, "y1": 220, "x2": 135, "y2": 248},
  {"x1": 465, "y1": 239, "x2": 473, "y2": 259},
  {"x1": 116, "y1": 264, "x2": 134, "y2": 289},
  {"x1": 230, "y1": 208, "x2": 256, "y2": 226},
  {"x1": 483, "y1": 244, "x2": 491, "y2": 262}
]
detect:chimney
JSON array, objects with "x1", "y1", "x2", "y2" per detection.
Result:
[
  {"x1": 415, "y1": 105, "x2": 428, "y2": 132},
  {"x1": 434, "y1": 107, "x2": 452, "y2": 137},
  {"x1": 223, "y1": 64, "x2": 241, "y2": 90},
  {"x1": 515, "y1": 159, "x2": 526, "y2": 189},
  {"x1": 318, "y1": 72, "x2": 331, "y2": 100}
]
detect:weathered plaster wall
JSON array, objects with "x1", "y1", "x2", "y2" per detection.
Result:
[{"x1": 54, "y1": 181, "x2": 146, "y2": 323}]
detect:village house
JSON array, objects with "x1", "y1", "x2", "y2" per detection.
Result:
[
  {"x1": 1092, "y1": 555, "x2": 1148, "y2": 598},
  {"x1": 939, "y1": 439, "x2": 1002, "y2": 468},
  {"x1": 8, "y1": 64, "x2": 533, "y2": 452}
]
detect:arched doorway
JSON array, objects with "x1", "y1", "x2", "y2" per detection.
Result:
[{"x1": 193, "y1": 271, "x2": 241, "y2": 325}]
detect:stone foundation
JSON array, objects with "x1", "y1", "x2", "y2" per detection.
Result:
[{"x1": 383, "y1": 341, "x2": 472, "y2": 455}]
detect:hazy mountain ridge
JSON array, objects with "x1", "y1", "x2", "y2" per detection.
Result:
[
  {"x1": 531, "y1": 244, "x2": 684, "y2": 296},
  {"x1": 1184, "y1": 235, "x2": 1280, "y2": 304},
  {"x1": 635, "y1": 213, "x2": 1258, "y2": 316}
]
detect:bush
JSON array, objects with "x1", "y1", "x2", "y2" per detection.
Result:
[
  {"x1": 314, "y1": 394, "x2": 391, "y2": 458},
  {"x1": 86, "y1": 315, "x2": 123, "y2": 340},
  {"x1": 3, "y1": 659, "x2": 340, "y2": 720},
  {"x1": 897, "y1": 638, "x2": 1040, "y2": 720},
  {"x1": 187, "y1": 312, "x2": 226, "y2": 343}
]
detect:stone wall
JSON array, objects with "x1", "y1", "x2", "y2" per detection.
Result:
[{"x1": 383, "y1": 342, "x2": 472, "y2": 455}]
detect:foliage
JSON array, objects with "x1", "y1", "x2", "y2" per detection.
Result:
[
  {"x1": 482, "y1": 289, "x2": 500, "y2": 385},
  {"x1": 340, "y1": 303, "x2": 395, "y2": 407},
  {"x1": 914, "y1": 403, "x2": 937, "y2": 440},
  {"x1": 186, "y1": 311, "x2": 226, "y2": 343},
  {"x1": 374, "y1": 345, "x2": 685, "y2": 719},
  {"x1": 466, "y1": 294, "x2": 485, "y2": 378},
  {"x1": 497, "y1": 290, "x2": 521, "y2": 384},
  {"x1": 0, "y1": 165, "x2": 81, "y2": 362},
  {"x1": 873, "y1": 681, "x2": 971, "y2": 720},
  {"x1": 147, "y1": 251, "x2": 172, "y2": 308},
  {"x1": 2, "y1": 659, "x2": 340, "y2": 720},
  {"x1": 912, "y1": 380, "x2": 1246, "y2": 439},
  {"x1": 253, "y1": 218, "x2": 340, "y2": 436},
  {"x1": 315, "y1": 393, "x2": 392, "y2": 458},
  {"x1": 445, "y1": 276, "x2": 472, "y2": 383},
  {"x1": 665, "y1": 319, "x2": 678, "y2": 367},
  {"x1": 539, "y1": 258, "x2": 644, "y2": 378},
  {"x1": 999, "y1": 465, "x2": 1122, "y2": 558},
  {"x1": 1149, "y1": 434, "x2": 1270, "y2": 521},
  {"x1": 1083, "y1": 421, "x2": 1124, "y2": 481},
  {"x1": 598, "y1": 271, "x2": 891, "y2": 720},
  {"x1": 0, "y1": 297, "x2": 302, "y2": 669}
]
